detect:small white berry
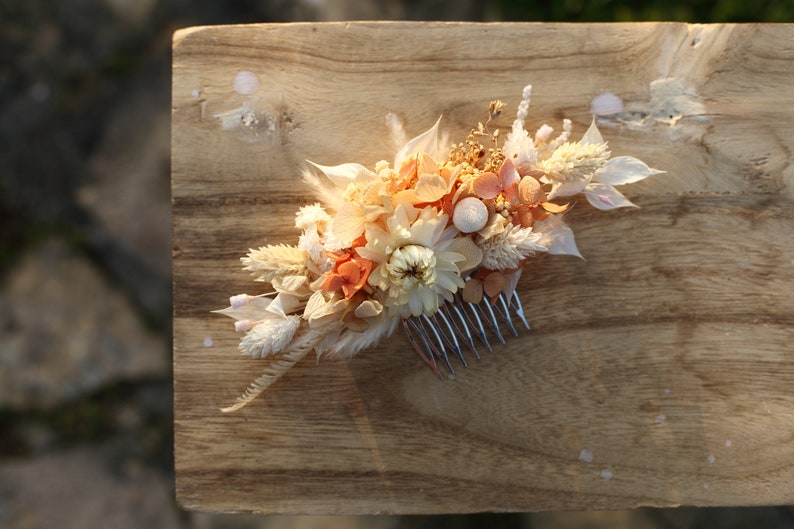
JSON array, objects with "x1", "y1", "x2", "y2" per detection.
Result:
[{"x1": 453, "y1": 197, "x2": 488, "y2": 233}]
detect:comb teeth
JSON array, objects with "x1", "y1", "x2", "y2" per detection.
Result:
[{"x1": 403, "y1": 291, "x2": 531, "y2": 379}]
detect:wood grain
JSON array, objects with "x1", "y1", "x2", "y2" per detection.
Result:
[{"x1": 172, "y1": 22, "x2": 794, "y2": 513}]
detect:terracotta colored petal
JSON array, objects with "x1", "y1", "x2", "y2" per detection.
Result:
[
  {"x1": 321, "y1": 273, "x2": 345, "y2": 293},
  {"x1": 325, "y1": 250, "x2": 350, "y2": 263},
  {"x1": 352, "y1": 259, "x2": 373, "y2": 291},
  {"x1": 462, "y1": 279, "x2": 484, "y2": 304},
  {"x1": 472, "y1": 172, "x2": 502, "y2": 199},
  {"x1": 531, "y1": 207, "x2": 551, "y2": 222},
  {"x1": 516, "y1": 205, "x2": 535, "y2": 228},
  {"x1": 351, "y1": 234, "x2": 368, "y2": 249},
  {"x1": 482, "y1": 271, "x2": 507, "y2": 299},
  {"x1": 338, "y1": 260, "x2": 360, "y2": 283},
  {"x1": 440, "y1": 193, "x2": 455, "y2": 218}
]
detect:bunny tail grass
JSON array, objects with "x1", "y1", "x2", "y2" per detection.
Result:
[{"x1": 220, "y1": 328, "x2": 330, "y2": 413}]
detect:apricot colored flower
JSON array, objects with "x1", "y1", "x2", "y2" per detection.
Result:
[{"x1": 321, "y1": 255, "x2": 374, "y2": 300}]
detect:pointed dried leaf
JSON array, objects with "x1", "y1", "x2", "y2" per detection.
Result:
[
  {"x1": 584, "y1": 182, "x2": 638, "y2": 210},
  {"x1": 581, "y1": 117, "x2": 605, "y2": 145},
  {"x1": 307, "y1": 161, "x2": 371, "y2": 187},
  {"x1": 547, "y1": 178, "x2": 590, "y2": 200},
  {"x1": 502, "y1": 269, "x2": 523, "y2": 301},
  {"x1": 394, "y1": 116, "x2": 442, "y2": 168},
  {"x1": 534, "y1": 215, "x2": 583, "y2": 259},
  {"x1": 213, "y1": 296, "x2": 274, "y2": 321},
  {"x1": 593, "y1": 156, "x2": 661, "y2": 186}
]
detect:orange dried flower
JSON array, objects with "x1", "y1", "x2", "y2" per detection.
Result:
[{"x1": 321, "y1": 255, "x2": 374, "y2": 299}]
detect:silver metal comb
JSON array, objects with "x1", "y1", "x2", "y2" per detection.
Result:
[{"x1": 402, "y1": 291, "x2": 530, "y2": 379}]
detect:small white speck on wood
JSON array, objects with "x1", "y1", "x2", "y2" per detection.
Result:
[
  {"x1": 590, "y1": 92, "x2": 624, "y2": 115},
  {"x1": 233, "y1": 71, "x2": 260, "y2": 95}
]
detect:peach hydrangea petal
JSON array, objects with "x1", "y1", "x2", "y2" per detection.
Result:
[{"x1": 473, "y1": 172, "x2": 501, "y2": 199}]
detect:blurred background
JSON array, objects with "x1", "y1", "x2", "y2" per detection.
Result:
[{"x1": 2, "y1": 1, "x2": 794, "y2": 528}]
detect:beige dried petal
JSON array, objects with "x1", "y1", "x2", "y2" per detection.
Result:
[
  {"x1": 354, "y1": 299, "x2": 383, "y2": 318},
  {"x1": 447, "y1": 236, "x2": 483, "y2": 274}
]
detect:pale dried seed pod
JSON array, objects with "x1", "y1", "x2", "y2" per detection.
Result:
[
  {"x1": 453, "y1": 197, "x2": 489, "y2": 233},
  {"x1": 518, "y1": 176, "x2": 545, "y2": 204}
]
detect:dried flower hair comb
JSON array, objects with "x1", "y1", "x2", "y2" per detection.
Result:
[{"x1": 215, "y1": 84, "x2": 660, "y2": 412}]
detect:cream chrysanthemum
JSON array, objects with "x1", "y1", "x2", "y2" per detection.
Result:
[
  {"x1": 357, "y1": 204, "x2": 465, "y2": 318},
  {"x1": 480, "y1": 223, "x2": 546, "y2": 270}
]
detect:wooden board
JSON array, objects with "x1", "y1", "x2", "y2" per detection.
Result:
[{"x1": 172, "y1": 22, "x2": 794, "y2": 514}]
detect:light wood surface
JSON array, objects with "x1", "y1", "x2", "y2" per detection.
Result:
[{"x1": 172, "y1": 22, "x2": 794, "y2": 514}]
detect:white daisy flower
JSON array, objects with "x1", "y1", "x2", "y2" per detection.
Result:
[{"x1": 357, "y1": 203, "x2": 466, "y2": 318}]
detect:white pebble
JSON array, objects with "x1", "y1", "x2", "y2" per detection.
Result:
[
  {"x1": 655, "y1": 414, "x2": 666, "y2": 425},
  {"x1": 579, "y1": 449, "x2": 594, "y2": 463},
  {"x1": 600, "y1": 468, "x2": 613, "y2": 481},
  {"x1": 203, "y1": 336, "x2": 214, "y2": 347},
  {"x1": 707, "y1": 454, "x2": 716, "y2": 464},
  {"x1": 725, "y1": 439, "x2": 732, "y2": 447}
]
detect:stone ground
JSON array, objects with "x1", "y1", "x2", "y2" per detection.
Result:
[{"x1": 2, "y1": 1, "x2": 793, "y2": 527}]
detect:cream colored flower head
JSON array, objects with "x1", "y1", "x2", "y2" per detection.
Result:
[{"x1": 356, "y1": 203, "x2": 468, "y2": 318}]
